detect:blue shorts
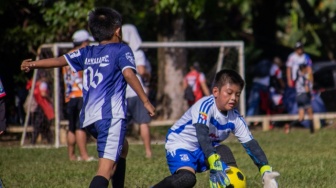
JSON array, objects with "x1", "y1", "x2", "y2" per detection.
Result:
[
  {"x1": 166, "y1": 148, "x2": 208, "y2": 174},
  {"x1": 86, "y1": 118, "x2": 127, "y2": 162},
  {"x1": 127, "y1": 96, "x2": 151, "y2": 124}
]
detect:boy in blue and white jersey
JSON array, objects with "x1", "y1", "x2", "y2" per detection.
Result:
[
  {"x1": 153, "y1": 69, "x2": 279, "y2": 188},
  {"x1": 21, "y1": 7, "x2": 155, "y2": 188}
]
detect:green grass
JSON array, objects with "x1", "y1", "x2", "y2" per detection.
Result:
[{"x1": 1, "y1": 127, "x2": 336, "y2": 188}]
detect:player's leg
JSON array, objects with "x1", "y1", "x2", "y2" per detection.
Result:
[
  {"x1": 306, "y1": 106, "x2": 314, "y2": 133},
  {"x1": 66, "y1": 99, "x2": 77, "y2": 160},
  {"x1": 152, "y1": 149, "x2": 198, "y2": 188},
  {"x1": 139, "y1": 123, "x2": 152, "y2": 158},
  {"x1": 87, "y1": 118, "x2": 127, "y2": 188},
  {"x1": 43, "y1": 117, "x2": 53, "y2": 144},
  {"x1": 216, "y1": 144, "x2": 238, "y2": 167},
  {"x1": 290, "y1": 95, "x2": 305, "y2": 128},
  {"x1": 152, "y1": 168, "x2": 196, "y2": 188},
  {"x1": 76, "y1": 129, "x2": 90, "y2": 160},
  {"x1": 112, "y1": 138, "x2": 128, "y2": 188},
  {"x1": 74, "y1": 97, "x2": 92, "y2": 161},
  {"x1": 89, "y1": 158, "x2": 116, "y2": 188},
  {"x1": 298, "y1": 107, "x2": 305, "y2": 122},
  {"x1": 132, "y1": 96, "x2": 152, "y2": 157},
  {"x1": 67, "y1": 130, "x2": 76, "y2": 160},
  {"x1": 31, "y1": 107, "x2": 43, "y2": 144}
]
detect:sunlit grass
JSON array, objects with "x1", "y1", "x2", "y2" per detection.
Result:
[{"x1": 0, "y1": 127, "x2": 336, "y2": 187}]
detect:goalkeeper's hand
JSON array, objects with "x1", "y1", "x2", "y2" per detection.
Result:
[
  {"x1": 208, "y1": 153, "x2": 230, "y2": 188},
  {"x1": 260, "y1": 165, "x2": 280, "y2": 188}
]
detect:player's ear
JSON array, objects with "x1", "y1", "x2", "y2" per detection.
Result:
[
  {"x1": 115, "y1": 27, "x2": 122, "y2": 41},
  {"x1": 212, "y1": 86, "x2": 219, "y2": 98}
]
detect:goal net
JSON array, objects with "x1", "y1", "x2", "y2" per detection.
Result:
[{"x1": 21, "y1": 41, "x2": 245, "y2": 147}]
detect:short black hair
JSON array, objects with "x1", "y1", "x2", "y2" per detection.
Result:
[
  {"x1": 73, "y1": 41, "x2": 84, "y2": 48},
  {"x1": 212, "y1": 69, "x2": 245, "y2": 90},
  {"x1": 295, "y1": 41, "x2": 303, "y2": 49},
  {"x1": 88, "y1": 7, "x2": 122, "y2": 42},
  {"x1": 299, "y1": 63, "x2": 307, "y2": 70}
]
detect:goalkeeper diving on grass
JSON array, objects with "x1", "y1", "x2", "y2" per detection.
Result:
[{"x1": 152, "y1": 69, "x2": 279, "y2": 188}]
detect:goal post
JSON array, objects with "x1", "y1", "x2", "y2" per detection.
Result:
[{"x1": 21, "y1": 41, "x2": 245, "y2": 148}]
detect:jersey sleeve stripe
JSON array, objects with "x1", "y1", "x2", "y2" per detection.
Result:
[
  {"x1": 121, "y1": 66, "x2": 136, "y2": 73},
  {"x1": 63, "y1": 55, "x2": 79, "y2": 73},
  {"x1": 197, "y1": 97, "x2": 214, "y2": 124}
]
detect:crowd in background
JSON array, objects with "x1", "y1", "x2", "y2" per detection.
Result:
[
  {"x1": 246, "y1": 42, "x2": 326, "y2": 133},
  {"x1": 0, "y1": 41, "x2": 329, "y2": 140}
]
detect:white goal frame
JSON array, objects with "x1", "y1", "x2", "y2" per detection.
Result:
[{"x1": 21, "y1": 41, "x2": 245, "y2": 148}]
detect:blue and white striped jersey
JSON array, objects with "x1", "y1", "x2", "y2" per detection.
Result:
[
  {"x1": 64, "y1": 43, "x2": 136, "y2": 127},
  {"x1": 165, "y1": 95, "x2": 253, "y2": 153}
]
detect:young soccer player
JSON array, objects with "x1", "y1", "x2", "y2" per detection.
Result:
[
  {"x1": 290, "y1": 63, "x2": 314, "y2": 133},
  {"x1": 21, "y1": 7, "x2": 155, "y2": 188},
  {"x1": 152, "y1": 69, "x2": 279, "y2": 188}
]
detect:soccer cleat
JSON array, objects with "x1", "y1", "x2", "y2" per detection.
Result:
[{"x1": 77, "y1": 156, "x2": 97, "y2": 162}]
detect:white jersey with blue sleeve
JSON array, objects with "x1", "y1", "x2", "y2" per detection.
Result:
[
  {"x1": 165, "y1": 95, "x2": 253, "y2": 154},
  {"x1": 64, "y1": 43, "x2": 136, "y2": 127}
]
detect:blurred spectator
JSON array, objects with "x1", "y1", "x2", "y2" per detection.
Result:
[
  {"x1": 0, "y1": 77, "x2": 6, "y2": 135},
  {"x1": 285, "y1": 42, "x2": 313, "y2": 114},
  {"x1": 122, "y1": 24, "x2": 153, "y2": 158},
  {"x1": 247, "y1": 59, "x2": 272, "y2": 116},
  {"x1": 27, "y1": 72, "x2": 54, "y2": 144},
  {"x1": 183, "y1": 62, "x2": 210, "y2": 107},
  {"x1": 269, "y1": 57, "x2": 286, "y2": 114},
  {"x1": 286, "y1": 64, "x2": 314, "y2": 133},
  {"x1": 247, "y1": 57, "x2": 286, "y2": 128},
  {"x1": 62, "y1": 29, "x2": 95, "y2": 161},
  {"x1": 14, "y1": 83, "x2": 28, "y2": 125}
]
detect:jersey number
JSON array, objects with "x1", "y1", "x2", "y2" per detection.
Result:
[{"x1": 83, "y1": 67, "x2": 103, "y2": 90}]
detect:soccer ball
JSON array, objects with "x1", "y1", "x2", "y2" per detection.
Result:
[{"x1": 226, "y1": 166, "x2": 246, "y2": 188}]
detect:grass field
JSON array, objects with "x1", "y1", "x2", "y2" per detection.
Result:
[{"x1": 1, "y1": 126, "x2": 336, "y2": 188}]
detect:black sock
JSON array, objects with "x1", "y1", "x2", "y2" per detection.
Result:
[
  {"x1": 309, "y1": 120, "x2": 314, "y2": 134},
  {"x1": 112, "y1": 157, "x2": 126, "y2": 188},
  {"x1": 152, "y1": 169, "x2": 196, "y2": 188},
  {"x1": 89, "y1": 175, "x2": 109, "y2": 188}
]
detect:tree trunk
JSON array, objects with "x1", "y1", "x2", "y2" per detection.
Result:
[{"x1": 156, "y1": 17, "x2": 188, "y2": 120}]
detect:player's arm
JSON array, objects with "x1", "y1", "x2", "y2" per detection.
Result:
[
  {"x1": 307, "y1": 65, "x2": 314, "y2": 83},
  {"x1": 194, "y1": 123, "x2": 231, "y2": 186},
  {"x1": 234, "y1": 115, "x2": 279, "y2": 186},
  {"x1": 234, "y1": 117, "x2": 269, "y2": 169},
  {"x1": 21, "y1": 56, "x2": 67, "y2": 72},
  {"x1": 136, "y1": 65, "x2": 148, "y2": 78},
  {"x1": 194, "y1": 123, "x2": 216, "y2": 157},
  {"x1": 242, "y1": 140, "x2": 280, "y2": 187},
  {"x1": 123, "y1": 68, "x2": 155, "y2": 116},
  {"x1": 241, "y1": 139, "x2": 269, "y2": 168},
  {"x1": 286, "y1": 66, "x2": 293, "y2": 87}
]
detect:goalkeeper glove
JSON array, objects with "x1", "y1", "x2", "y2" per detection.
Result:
[
  {"x1": 208, "y1": 153, "x2": 230, "y2": 188},
  {"x1": 260, "y1": 165, "x2": 280, "y2": 188}
]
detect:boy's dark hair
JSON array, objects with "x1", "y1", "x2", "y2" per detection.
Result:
[
  {"x1": 299, "y1": 63, "x2": 307, "y2": 70},
  {"x1": 212, "y1": 69, "x2": 245, "y2": 90},
  {"x1": 73, "y1": 41, "x2": 83, "y2": 48},
  {"x1": 88, "y1": 7, "x2": 122, "y2": 42}
]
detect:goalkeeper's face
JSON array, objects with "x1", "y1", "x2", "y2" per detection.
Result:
[{"x1": 213, "y1": 83, "x2": 241, "y2": 112}]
